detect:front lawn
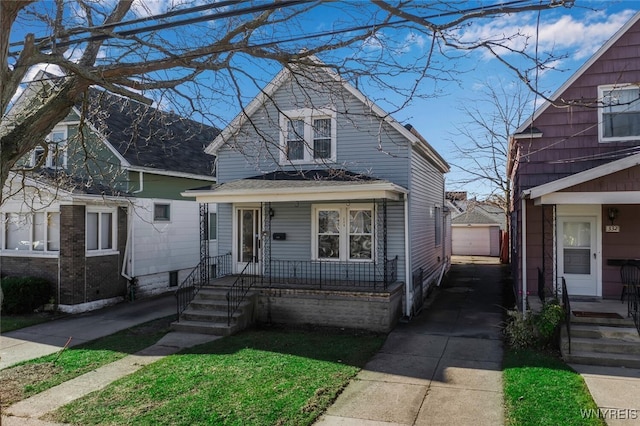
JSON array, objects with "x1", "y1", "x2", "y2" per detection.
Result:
[
  {"x1": 0, "y1": 315, "x2": 174, "y2": 409},
  {"x1": 503, "y1": 348, "x2": 604, "y2": 426},
  {"x1": 48, "y1": 328, "x2": 385, "y2": 426}
]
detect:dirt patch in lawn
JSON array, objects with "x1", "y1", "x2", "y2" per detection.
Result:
[{"x1": 0, "y1": 362, "x2": 62, "y2": 409}]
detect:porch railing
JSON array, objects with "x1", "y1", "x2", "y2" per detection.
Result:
[
  {"x1": 263, "y1": 256, "x2": 398, "y2": 290},
  {"x1": 175, "y1": 253, "x2": 232, "y2": 320},
  {"x1": 561, "y1": 277, "x2": 571, "y2": 354},
  {"x1": 226, "y1": 257, "x2": 259, "y2": 326}
]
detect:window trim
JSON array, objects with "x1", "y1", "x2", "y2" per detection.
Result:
[
  {"x1": 31, "y1": 125, "x2": 68, "y2": 169},
  {"x1": 208, "y1": 211, "x2": 217, "y2": 241},
  {"x1": 598, "y1": 84, "x2": 640, "y2": 143},
  {"x1": 311, "y1": 203, "x2": 375, "y2": 262},
  {"x1": 153, "y1": 203, "x2": 171, "y2": 222},
  {"x1": 1, "y1": 211, "x2": 61, "y2": 254},
  {"x1": 86, "y1": 208, "x2": 117, "y2": 254},
  {"x1": 279, "y1": 108, "x2": 337, "y2": 164}
]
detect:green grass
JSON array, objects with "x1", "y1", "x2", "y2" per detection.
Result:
[
  {"x1": 503, "y1": 348, "x2": 605, "y2": 426},
  {"x1": 0, "y1": 316, "x2": 174, "y2": 408},
  {"x1": 49, "y1": 328, "x2": 385, "y2": 426},
  {"x1": 0, "y1": 312, "x2": 65, "y2": 333}
]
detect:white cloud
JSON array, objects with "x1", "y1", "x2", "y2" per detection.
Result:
[{"x1": 457, "y1": 8, "x2": 637, "y2": 63}]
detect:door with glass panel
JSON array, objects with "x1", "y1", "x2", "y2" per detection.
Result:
[
  {"x1": 234, "y1": 207, "x2": 261, "y2": 274},
  {"x1": 557, "y1": 216, "x2": 598, "y2": 296}
]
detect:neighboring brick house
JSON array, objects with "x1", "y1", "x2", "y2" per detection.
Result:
[
  {"x1": 1, "y1": 73, "x2": 217, "y2": 312},
  {"x1": 182, "y1": 59, "x2": 450, "y2": 332},
  {"x1": 508, "y1": 12, "x2": 640, "y2": 309}
]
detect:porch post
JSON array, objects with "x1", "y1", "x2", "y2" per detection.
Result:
[
  {"x1": 383, "y1": 199, "x2": 388, "y2": 288},
  {"x1": 199, "y1": 203, "x2": 209, "y2": 284}
]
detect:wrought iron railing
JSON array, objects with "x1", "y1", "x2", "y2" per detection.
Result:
[
  {"x1": 226, "y1": 258, "x2": 259, "y2": 326},
  {"x1": 263, "y1": 256, "x2": 398, "y2": 290},
  {"x1": 561, "y1": 277, "x2": 571, "y2": 354},
  {"x1": 175, "y1": 253, "x2": 232, "y2": 320}
]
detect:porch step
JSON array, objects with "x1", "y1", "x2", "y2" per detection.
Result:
[
  {"x1": 171, "y1": 319, "x2": 242, "y2": 336},
  {"x1": 561, "y1": 319, "x2": 640, "y2": 368},
  {"x1": 563, "y1": 350, "x2": 640, "y2": 369},
  {"x1": 171, "y1": 290, "x2": 257, "y2": 336}
]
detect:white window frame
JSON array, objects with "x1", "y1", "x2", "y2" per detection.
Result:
[
  {"x1": 208, "y1": 211, "x2": 217, "y2": 241},
  {"x1": 598, "y1": 84, "x2": 640, "y2": 143},
  {"x1": 311, "y1": 203, "x2": 375, "y2": 262},
  {"x1": 279, "y1": 108, "x2": 337, "y2": 164},
  {"x1": 1, "y1": 211, "x2": 60, "y2": 255},
  {"x1": 30, "y1": 126, "x2": 68, "y2": 169},
  {"x1": 86, "y1": 208, "x2": 117, "y2": 255}
]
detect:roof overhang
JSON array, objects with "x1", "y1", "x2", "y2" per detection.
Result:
[
  {"x1": 524, "y1": 152, "x2": 640, "y2": 205},
  {"x1": 182, "y1": 180, "x2": 407, "y2": 203}
]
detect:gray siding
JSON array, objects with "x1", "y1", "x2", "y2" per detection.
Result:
[
  {"x1": 217, "y1": 203, "x2": 233, "y2": 256},
  {"x1": 409, "y1": 150, "x2": 446, "y2": 279},
  {"x1": 217, "y1": 73, "x2": 411, "y2": 186}
]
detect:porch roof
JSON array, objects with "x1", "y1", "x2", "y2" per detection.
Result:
[
  {"x1": 182, "y1": 170, "x2": 407, "y2": 203},
  {"x1": 524, "y1": 152, "x2": 640, "y2": 205}
]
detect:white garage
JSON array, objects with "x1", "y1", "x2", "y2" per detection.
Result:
[{"x1": 452, "y1": 224, "x2": 501, "y2": 256}]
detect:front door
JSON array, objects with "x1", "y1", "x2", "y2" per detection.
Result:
[
  {"x1": 234, "y1": 207, "x2": 261, "y2": 274},
  {"x1": 558, "y1": 216, "x2": 598, "y2": 296}
]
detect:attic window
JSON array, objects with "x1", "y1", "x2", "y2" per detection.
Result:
[
  {"x1": 280, "y1": 108, "x2": 336, "y2": 164},
  {"x1": 154, "y1": 203, "x2": 171, "y2": 222},
  {"x1": 30, "y1": 126, "x2": 68, "y2": 169},
  {"x1": 599, "y1": 84, "x2": 640, "y2": 142}
]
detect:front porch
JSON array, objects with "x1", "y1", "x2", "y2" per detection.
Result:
[{"x1": 174, "y1": 253, "x2": 404, "y2": 335}]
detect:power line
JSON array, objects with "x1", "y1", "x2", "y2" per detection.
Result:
[{"x1": 8, "y1": 0, "x2": 556, "y2": 58}]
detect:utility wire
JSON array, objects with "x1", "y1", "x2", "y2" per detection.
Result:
[{"x1": 8, "y1": 0, "x2": 553, "y2": 57}]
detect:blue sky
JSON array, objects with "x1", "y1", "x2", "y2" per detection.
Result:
[
  {"x1": 9, "y1": 1, "x2": 640, "y2": 198},
  {"x1": 390, "y1": 1, "x2": 639, "y2": 197}
]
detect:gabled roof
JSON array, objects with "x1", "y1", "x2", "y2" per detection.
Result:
[
  {"x1": 514, "y1": 11, "x2": 640, "y2": 135},
  {"x1": 451, "y1": 208, "x2": 501, "y2": 226},
  {"x1": 206, "y1": 57, "x2": 449, "y2": 173},
  {"x1": 83, "y1": 88, "x2": 218, "y2": 178}
]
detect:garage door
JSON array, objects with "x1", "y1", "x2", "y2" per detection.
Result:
[{"x1": 452, "y1": 226, "x2": 499, "y2": 256}]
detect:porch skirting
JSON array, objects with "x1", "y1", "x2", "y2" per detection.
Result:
[{"x1": 254, "y1": 281, "x2": 404, "y2": 333}]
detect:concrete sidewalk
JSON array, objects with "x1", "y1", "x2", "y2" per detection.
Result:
[
  {"x1": 1, "y1": 293, "x2": 176, "y2": 370},
  {"x1": 316, "y1": 256, "x2": 506, "y2": 426}
]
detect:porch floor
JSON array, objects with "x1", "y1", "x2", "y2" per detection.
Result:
[
  {"x1": 530, "y1": 296, "x2": 630, "y2": 318},
  {"x1": 205, "y1": 275, "x2": 401, "y2": 294}
]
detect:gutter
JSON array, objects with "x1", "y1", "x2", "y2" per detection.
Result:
[
  {"x1": 121, "y1": 206, "x2": 134, "y2": 281},
  {"x1": 132, "y1": 171, "x2": 143, "y2": 194}
]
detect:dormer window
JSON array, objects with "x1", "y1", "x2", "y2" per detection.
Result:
[
  {"x1": 598, "y1": 84, "x2": 640, "y2": 142},
  {"x1": 280, "y1": 109, "x2": 336, "y2": 164},
  {"x1": 31, "y1": 126, "x2": 68, "y2": 169}
]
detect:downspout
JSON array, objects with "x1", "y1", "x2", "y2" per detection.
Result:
[
  {"x1": 121, "y1": 205, "x2": 134, "y2": 281},
  {"x1": 521, "y1": 197, "x2": 528, "y2": 314},
  {"x1": 132, "y1": 171, "x2": 144, "y2": 194},
  {"x1": 404, "y1": 194, "x2": 412, "y2": 317}
]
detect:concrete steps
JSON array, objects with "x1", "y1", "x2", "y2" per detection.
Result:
[
  {"x1": 171, "y1": 287, "x2": 257, "y2": 336},
  {"x1": 561, "y1": 314, "x2": 640, "y2": 368}
]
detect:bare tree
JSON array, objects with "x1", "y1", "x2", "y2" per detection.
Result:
[
  {"x1": 1, "y1": 0, "x2": 574, "y2": 199},
  {"x1": 447, "y1": 80, "x2": 534, "y2": 215}
]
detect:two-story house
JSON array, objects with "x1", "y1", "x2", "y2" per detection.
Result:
[
  {"x1": 181, "y1": 60, "x2": 450, "y2": 333},
  {"x1": 1, "y1": 73, "x2": 218, "y2": 313},
  {"x1": 508, "y1": 11, "x2": 640, "y2": 311}
]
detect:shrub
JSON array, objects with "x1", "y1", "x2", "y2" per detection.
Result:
[
  {"x1": 1, "y1": 277, "x2": 52, "y2": 314},
  {"x1": 504, "y1": 300, "x2": 565, "y2": 349}
]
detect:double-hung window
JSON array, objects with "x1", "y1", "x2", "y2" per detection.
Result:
[
  {"x1": 312, "y1": 204, "x2": 374, "y2": 261},
  {"x1": 599, "y1": 84, "x2": 640, "y2": 142},
  {"x1": 87, "y1": 210, "x2": 115, "y2": 252},
  {"x1": 280, "y1": 109, "x2": 336, "y2": 164},
  {"x1": 31, "y1": 126, "x2": 68, "y2": 169},
  {"x1": 3, "y1": 212, "x2": 60, "y2": 252}
]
